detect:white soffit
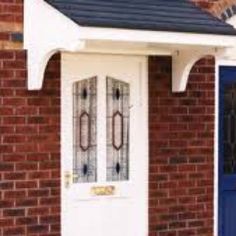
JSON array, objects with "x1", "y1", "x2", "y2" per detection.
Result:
[{"x1": 24, "y1": 0, "x2": 236, "y2": 92}]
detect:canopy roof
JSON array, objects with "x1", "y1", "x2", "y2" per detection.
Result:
[
  {"x1": 24, "y1": 0, "x2": 236, "y2": 92},
  {"x1": 45, "y1": 0, "x2": 236, "y2": 35}
]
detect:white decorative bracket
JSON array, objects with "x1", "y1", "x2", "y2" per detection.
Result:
[
  {"x1": 24, "y1": 0, "x2": 84, "y2": 90},
  {"x1": 172, "y1": 48, "x2": 225, "y2": 92},
  {"x1": 24, "y1": 0, "x2": 234, "y2": 91}
]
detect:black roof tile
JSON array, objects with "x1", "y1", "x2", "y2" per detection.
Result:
[{"x1": 45, "y1": 0, "x2": 236, "y2": 35}]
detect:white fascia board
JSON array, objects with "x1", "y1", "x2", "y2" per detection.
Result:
[{"x1": 80, "y1": 27, "x2": 236, "y2": 48}]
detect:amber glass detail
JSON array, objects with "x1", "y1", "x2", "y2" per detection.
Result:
[
  {"x1": 112, "y1": 111, "x2": 124, "y2": 150},
  {"x1": 79, "y1": 111, "x2": 91, "y2": 152}
]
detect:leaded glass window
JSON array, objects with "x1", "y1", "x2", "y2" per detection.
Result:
[
  {"x1": 106, "y1": 77, "x2": 130, "y2": 181},
  {"x1": 73, "y1": 77, "x2": 97, "y2": 183},
  {"x1": 224, "y1": 83, "x2": 236, "y2": 174}
]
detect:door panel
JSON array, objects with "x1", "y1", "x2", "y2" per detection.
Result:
[
  {"x1": 219, "y1": 66, "x2": 236, "y2": 236},
  {"x1": 61, "y1": 54, "x2": 148, "y2": 236},
  {"x1": 223, "y1": 192, "x2": 236, "y2": 236}
]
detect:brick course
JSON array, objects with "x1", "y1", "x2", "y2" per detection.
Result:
[
  {"x1": 0, "y1": 0, "x2": 23, "y2": 49},
  {"x1": 0, "y1": 51, "x2": 61, "y2": 236},
  {"x1": 148, "y1": 56, "x2": 215, "y2": 236}
]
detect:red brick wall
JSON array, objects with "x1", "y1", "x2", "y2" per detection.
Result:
[
  {"x1": 191, "y1": 0, "x2": 236, "y2": 17},
  {"x1": 0, "y1": 54, "x2": 215, "y2": 236},
  {"x1": 0, "y1": 0, "x2": 228, "y2": 235},
  {"x1": 191, "y1": 0, "x2": 216, "y2": 11},
  {"x1": 0, "y1": 0, "x2": 23, "y2": 49},
  {"x1": 148, "y1": 56, "x2": 215, "y2": 236},
  {"x1": 0, "y1": 0, "x2": 23, "y2": 23},
  {"x1": 0, "y1": 51, "x2": 61, "y2": 236}
]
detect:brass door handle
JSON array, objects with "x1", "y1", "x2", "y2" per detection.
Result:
[{"x1": 64, "y1": 171, "x2": 79, "y2": 189}]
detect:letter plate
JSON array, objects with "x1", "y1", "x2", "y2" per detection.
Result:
[{"x1": 91, "y1": 186, "x2": 115, "y2": 196}]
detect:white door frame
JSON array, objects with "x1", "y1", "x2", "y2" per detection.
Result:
[
  {"x1": 214, "y1": 59, "x2": 236, "y2": 236},
  {"x1": 60, "y1": 53, "x2": 149, "y2": 236}
]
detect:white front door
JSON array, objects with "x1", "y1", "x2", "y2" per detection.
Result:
[{"x1": 61, "y1": 53, "x2": 148, "y2": 236}]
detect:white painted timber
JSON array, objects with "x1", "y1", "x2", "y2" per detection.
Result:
[
  {"x1": 24, "y1": 0, "x2": 84, "y2": 90},
  {"x1": 61, "y1": 53, "x2": 148, "y2": 236},
  {"x1": 80, "y1": 27, "x2": 236, "y2": 48},
  {"x1": 24, "y1": 0, "x2": 236, "y2": 92},
  {"x1": 172, "y1": 48, "x2": 220, "y2": 92}
]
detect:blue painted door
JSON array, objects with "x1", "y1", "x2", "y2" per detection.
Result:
[{"x1": 219, "y1": 66, "x2": 236, "y2": 236}]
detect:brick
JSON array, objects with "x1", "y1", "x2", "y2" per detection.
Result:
[
  {"x1": 40, "y1": 215, "x2": 60, "y2": 224},
  {"x1": 0, "y1": 107, "x2": 13, "y2": 115},
  {"x1": 3, "y1": 227, "x2": 25, "y2": 236},
  {"x1": 0, "y1": 219, "x2": 14, "y2": 227},
  {"x1": 0, "y1": 162, "x2": 14, "y2": 171},
  {"x1": 28, "y1": 171, "x2": 50, "y2": 179},
  {"x1": 39, "y1": 161, "x2": 60, "y2": 170},
  {"x1": 15, "y1": 180, "x2": 37, "y2": 189},
  {"x1": 3, "y1": 135, "x2": 26, "y2": 143},
  {"x1": 15, "y1": 162, "x2": 38, "y2": 171},
  {"x1": 50, "y1": 223, "x2": 61, "y2": 232},
  {"x1": 0, "y1": 200, "x2": 14, "y2": 208},
  {"x1": 15, "y1": 198, "x2": 38, "y2": 207},
  {"x1": 28, "y1": 189, "x2": 49, "y2": 197},
  {"x1": 2, "y1": 154, "x2": 25, "y2": 162},
  {"x1": 4, "y1": 172, "x2": 26, "y2": 180},
  {"x1": 3, "y1": 208, "x2": 25, "y2": 217},
  {"x1": 0, "y1": 181, "x2": 14, "y2": 189},
  {"x1": 28, "y1": 207, "x2": 50, "y2": 216},
  {"x1": 27, "y1": 225, "x2": 49, "y2": 234},
  {"x1": 2, "y1": 116, "x2": 25, "y2": 124},
  {"x1": 148, "y1": 56, "x2": 214, "y2": 235},
  {"x1": 4, "y1": 190, "x2": 26, "y2": 198},
  {"x1": 39, "y1": 180, "x2": 60, "y2": 188},
  {"x1": 40, "y1": 197, "x2": 60, "y2": 206},
  {"x1": 15, "y1": 217, "x2": 37, "y2": 226},
  {"x1": 0, "y1": 34, "x2": 60, "y2": 236}
]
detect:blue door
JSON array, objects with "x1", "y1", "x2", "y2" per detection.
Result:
[{"x1": 219, "y1": 66, "x2": 236, "y2": 236}]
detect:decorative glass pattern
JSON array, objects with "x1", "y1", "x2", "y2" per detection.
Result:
[
  {"x1": 223, "y1": 84, "x2": 236, "y2": 174},
  {"x1": 106, "y1": 77, "x2": 130, "y2": 181},
  {"x1": 73, "y1": 77, "x2": 97, "y2": 183}
]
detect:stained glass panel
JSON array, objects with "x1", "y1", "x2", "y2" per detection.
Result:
[
  {"x1": 73, "y1": 77, "x2": 97, "y2": 183},
  {"x1": 106, "y1": 77, "x2": 130, "y2": 181},
  {"x1": 224, "y1": 84, "x2": 236, "y2": 174}
]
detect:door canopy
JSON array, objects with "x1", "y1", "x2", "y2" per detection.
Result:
[{"x1": 24, "y1": 0, "x2": 236, "y2": 92}]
